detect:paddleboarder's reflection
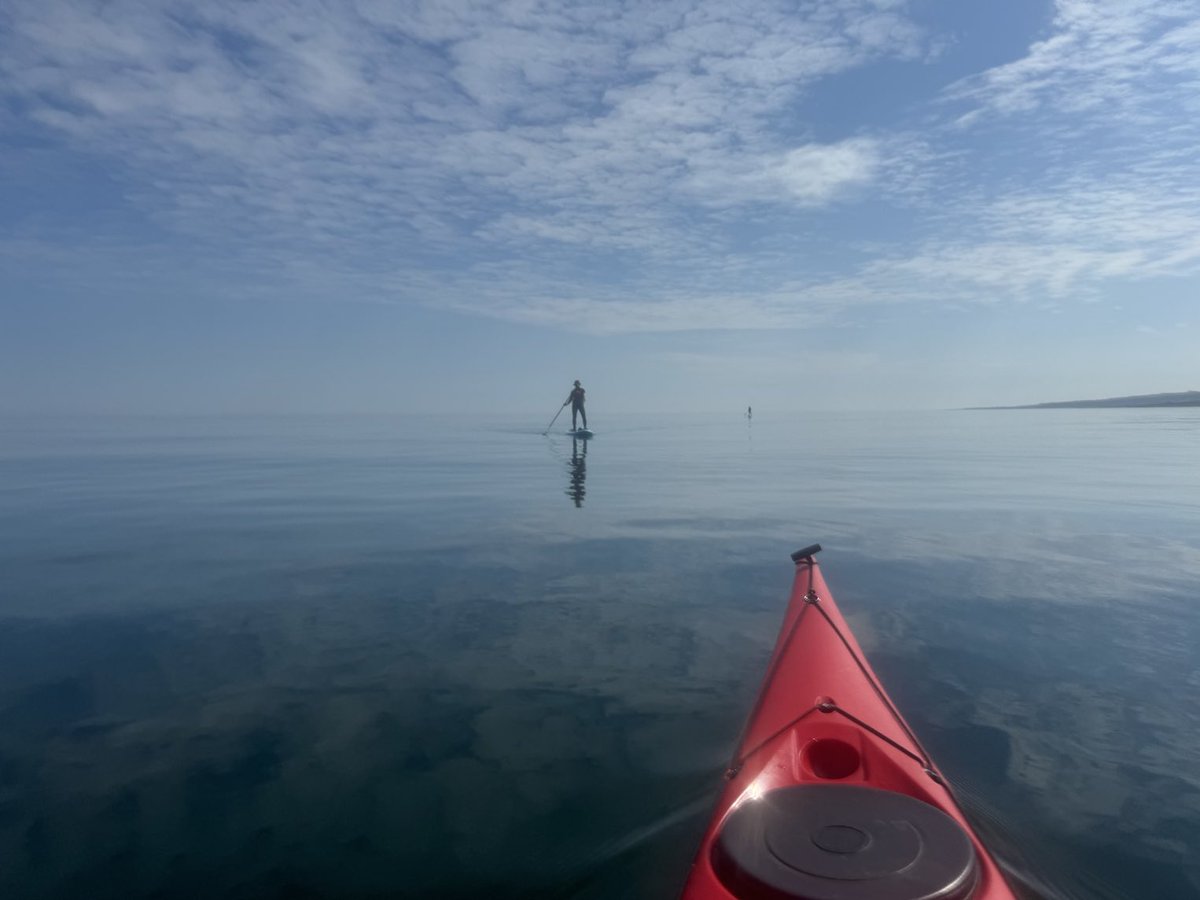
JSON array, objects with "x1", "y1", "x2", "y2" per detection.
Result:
[{"x1": 566, "y1": 437, "x2": 587, "y2": 507}]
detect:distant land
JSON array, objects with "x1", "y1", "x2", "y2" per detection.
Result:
[{"x1": 975, "y1": 391, "x2": 1200, "y2": 410}]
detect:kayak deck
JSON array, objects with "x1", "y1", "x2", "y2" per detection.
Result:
[{"x1": 680, "y1": 546, "x2": 1015, "y2": 900}]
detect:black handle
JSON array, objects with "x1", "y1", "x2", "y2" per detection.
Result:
[{"x1": 790, "y1": 543, "x2": 822, "y2": 563}]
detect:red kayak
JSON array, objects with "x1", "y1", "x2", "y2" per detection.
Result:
[{"x1": 681, "y1": 545, "x2": 1015, "y2": 900}]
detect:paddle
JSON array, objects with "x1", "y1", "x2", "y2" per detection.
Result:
[{"x1": 542, "y1": 402, "x2": 567, "y2": 435}]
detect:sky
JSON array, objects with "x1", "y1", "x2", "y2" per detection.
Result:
[{"x1": 2, "y1": 0, "x2": 1199, "y2": 415}]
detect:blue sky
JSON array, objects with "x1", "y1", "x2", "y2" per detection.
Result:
[{"x1": 2, "y1": 0, "x2": 1198, "y2": 414}]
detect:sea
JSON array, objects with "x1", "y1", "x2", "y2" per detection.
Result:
[{"x1": 2, "y1": 410, "x2": 1199, "y2": 900}]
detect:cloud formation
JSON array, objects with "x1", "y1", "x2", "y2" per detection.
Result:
[
  {"x1": 948, "y1": 0, "x2": 1200, "y2": 124},
  {"x1": 2, "y1": 0, "x2": 1199, "y2": 332}
]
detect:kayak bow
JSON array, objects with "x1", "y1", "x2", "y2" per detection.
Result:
[{"x1": 681, "y1": 545, "x2": 1015, "y2": 900}]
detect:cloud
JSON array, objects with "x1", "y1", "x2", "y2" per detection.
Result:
[
  {"x1": 947, "y1": 1, "x2": 1200, "y2": 126},
  {"x1": 658, "y1": 348, "x2": 884, "y2": 380},
  {"x1": 0, "y1": 2, "x2": 920, "y2": 261},
  {"x1": 769, "y1": 139, "x2": 881, "y2": 203},
  {"x1": 2, "y1": 0, "x2": 1199, "y2": 335},
  {"x1": 679, "y1": 138, "x2": 882, "y2": 207}
]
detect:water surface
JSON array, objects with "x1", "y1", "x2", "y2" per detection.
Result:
[{"x1": 2, "y1": 411, "x2": 1200, "y2": 899}]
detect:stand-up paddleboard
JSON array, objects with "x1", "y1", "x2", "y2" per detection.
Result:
[{"x1": 567, "y1": 429, "x2": 595, "y2": 438}]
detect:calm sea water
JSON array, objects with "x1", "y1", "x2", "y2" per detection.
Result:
[{"x1": 2, "y1": 411, "x2": 1200, "y2": 899}]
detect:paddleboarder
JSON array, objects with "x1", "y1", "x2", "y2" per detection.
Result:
[{"x1": 564, "y1": 380, "x2": 587, "y2": 431}]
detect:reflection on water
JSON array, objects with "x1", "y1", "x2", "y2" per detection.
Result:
[
  {"x1": 0, "y1": 549, "x2": 749, "y2": 899},
  {"x1": 2, "y1": 411, "x2": 1200, "y2": 899},
  {"x1": 566, "y1": 437, "x2": 588, "y2": 507}
]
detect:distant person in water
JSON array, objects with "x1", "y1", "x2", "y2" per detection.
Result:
[
  {"x1": 564, "y1": 380, "x2": 587, "y2": 430},
  {"x1": 747, "y1": 406, "x2": 752, "y2": 420}
]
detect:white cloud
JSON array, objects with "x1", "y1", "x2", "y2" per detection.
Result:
[
  {"x1": 1, "y1": 0, "x2": 1199, "y2": 336},
  {"x1": 948, "y1": 0, "x2": 1200, "y2": 125},
  {"x1": 1, "y1": 1, "x2": 919, "y2": 255},
  {"x1": 770, "y1": 139, "x2": 881, "y2": 204}
]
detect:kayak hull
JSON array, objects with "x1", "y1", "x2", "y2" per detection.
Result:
[{"x1": 680, "y1": 549, "x2": 1015, "y2": 900}]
